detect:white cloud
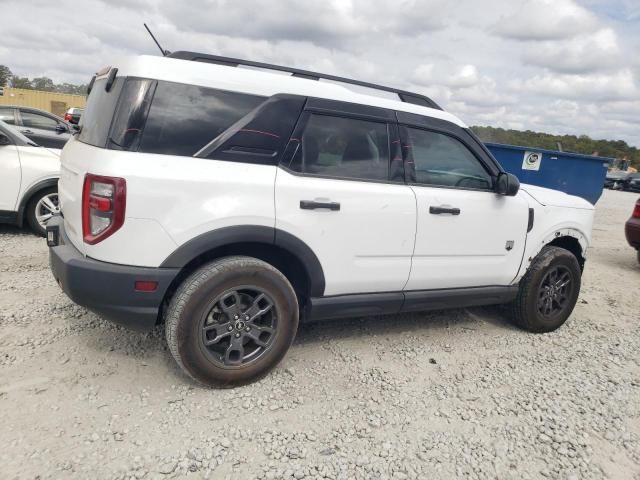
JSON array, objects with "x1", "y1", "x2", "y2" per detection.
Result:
[
  {"x1": 523, "y1": 28, "x2": 621, "y2": 73},
  {"x1": 512, "y1": 70, "x2": 638, "y2": 101},
  {"x1": 493, "y1": 0, "x2": 598, "y2": 41}
]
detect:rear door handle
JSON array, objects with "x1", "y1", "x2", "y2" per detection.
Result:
[
  {"x1": 21, "y1": 129, "x2": 34, "y2": 135},
  {"x1": 429, "y1": 205, "x2": 461, "y2": 215},
  {"x1": 300, "y1": 200, "x2": 340, "y2": 211}
]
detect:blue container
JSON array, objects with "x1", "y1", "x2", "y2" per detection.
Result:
[{"x1": 485, "y1": 143, "x2": 612, "y2": 205}]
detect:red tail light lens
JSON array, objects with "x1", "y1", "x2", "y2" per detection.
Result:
[
  {"x1": 633, "y1": 201, "x2": 640, "y2": 219},
  {"x1": 82, "y1": 174, "x2": 126, "y2": 244},
  {"x1": 64, "y1": 113, "x2": 72, "y2": 121}
]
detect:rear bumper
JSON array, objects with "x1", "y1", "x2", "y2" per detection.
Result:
[
  {"x1": 625, "y1": 217, "x2": 640, "y2": 249},
  {"x1": 47, "y1": 216, "x2": 179, "y2": 330}
]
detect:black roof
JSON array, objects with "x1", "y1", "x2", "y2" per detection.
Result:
[{"x1": 168, "y1": 51, "x2": 442, "y2": 111}]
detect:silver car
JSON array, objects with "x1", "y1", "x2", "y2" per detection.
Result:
[{"x1": 0, "y1": 105, "x2": 72, "y2": 149}]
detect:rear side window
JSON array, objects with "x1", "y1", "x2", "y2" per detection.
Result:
[
  {"x1": 20, "y1": 111, "x2": 59, "y2": 131},
  {"x1": 108, "y1": 79, "x2": 156, "y2": 151},
  {"x1": 138, "y1": 82, "x2": 264, "y2": 157},
  {"x1": 288, "y1": 114, "x2": 390, "y2": 181},
  {"x1": 79, "y1": 78, "x2": 124, "y2": 147}
]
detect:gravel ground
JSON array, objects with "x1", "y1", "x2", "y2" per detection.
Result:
[{"x1": 1, "y1": 189, "x2": 639, "y2": 480}]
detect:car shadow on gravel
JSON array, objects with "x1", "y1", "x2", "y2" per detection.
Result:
[
  {"x1": 0, "y1": 225, "x2": 33, "y2": 236},
  {"x1": 293, "y1": 305, "x2": 518, "y2": 347}
]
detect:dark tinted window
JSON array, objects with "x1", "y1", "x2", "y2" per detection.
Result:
[
  {"x1": 138, "y1": 82, "x2": 264, "y2": 157},
  {"x1": 21, "y1": 111, "x2": 59, "y2": 131},
  {"x1": 79, "y1": 78, "x2": 125, "y2": 147},
  {"x1": 407, "y1": 128, "x2": 492, "y2": 189},
  {"x1": 198, "y1": 95, "x2": 306, "y2": 165},
  {"x1": 108, "y1": 79, "x2": 156, "y2": 151},
  {"x1": 289, "y1": 114, "x2": 390, "y2": 181},
  {"x1": 0, "y1": 107, "x2": 15, "y2": 125}
]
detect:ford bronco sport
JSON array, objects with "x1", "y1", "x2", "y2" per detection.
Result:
[{"x1": 47, "y1": 52, "x2": 594, "y2": 386}]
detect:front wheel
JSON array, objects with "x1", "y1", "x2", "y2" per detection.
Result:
[
  {"x1": 26, "y1": 187, "x2": 60, "y2": 236},
  {"x1": 510, "y1": 246, "x2": 582, "y2": 333},
  {"x1": 165, "y1": 256, "x2": 299, "y2": 387}
]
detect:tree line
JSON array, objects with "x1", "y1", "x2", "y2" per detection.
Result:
[
  {"x1": 472, "y1": 126, "x2": 639, "y2": 169},
  {"x1": 0, "y1": 65, "x2": 87, "y2": 96}
]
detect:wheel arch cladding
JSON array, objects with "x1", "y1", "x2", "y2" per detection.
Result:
[
  {"x1": 159, "y1": 226, "x2": 326, "y2": 307},
  {"x1": 18, "y1": 178, "x2": 59, "y2": 226}
]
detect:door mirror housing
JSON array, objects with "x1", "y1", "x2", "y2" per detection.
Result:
[
  {"x1": 496, "y1": 172, "x2": 520, "y2": 196},
  {"x1": 0, "y1": 133, "x2": 11, "y2": 146}
]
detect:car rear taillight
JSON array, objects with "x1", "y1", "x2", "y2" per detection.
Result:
[
  {"x1": 82, "y1": 174, "x2": 126, "y2": 244},
  {"x1": 64, "y1": 113, "x2": 72, "y2": 121},
  {"x1": 633, "y1": 201, "x2": 640, "y2": 219}
]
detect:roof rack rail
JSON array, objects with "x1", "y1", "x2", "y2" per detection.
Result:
[{"x1": 167, "y1": 51, "x2": 443, "y2": 111}]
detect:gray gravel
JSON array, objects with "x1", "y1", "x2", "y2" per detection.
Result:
[{"x1": 1, "y1": 189, "x2": 639, "y2": 480}]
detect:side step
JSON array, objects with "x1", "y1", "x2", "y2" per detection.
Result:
[{"x1": 304, "y1": 286, "x2": 518, "y2": 322}]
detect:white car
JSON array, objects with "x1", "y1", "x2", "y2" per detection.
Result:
[
  {"x1": 47, "y1": 53, "x2": 594, "y2": 386},
  {"x1": 0, "y1": 120, "x2": 60, "y2": 236}
]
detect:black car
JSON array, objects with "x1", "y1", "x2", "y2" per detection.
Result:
[
  {"x1": 0, "y1": 106, "x2": 72, "y2": 149},
  {"x1": 604, "y1": 171, "x2": 629, "y2": 189},
  {"x1": 625, "y1": 174, "x2": 640, "y2": 193}
]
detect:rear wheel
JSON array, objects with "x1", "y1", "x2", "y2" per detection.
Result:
[
  {"x1": 26, "y1": 187, "x2": 59, "y2": 236},
  {"x1": 165, "y1": 256, "x2": 299, "y2": 387},
  {"x1": 510, "y1": 246, "x2": 581, "y2": 333}
]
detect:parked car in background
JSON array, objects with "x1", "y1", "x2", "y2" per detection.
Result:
[
  {"x1": 625, "y1": 198, "x2": 640, "y2": 264},
  {"x1": 64, "y1": 107, "x2": 83, "y2": 125},
  {"x1": 604, "y1": 171, "x2": 630, "y2": 189},
  {"x1": 0, "y1": 106, "x2": 72, "y2": 149},
  {"x1": 0, "y1": 120, "x2": 60, "y2": 236},
  {"x1": 624, "y1": 174, "x2": 640, "y2": 193},
  {"x1": 48, "y1": 55, "x2": 594, "y2": 387}
]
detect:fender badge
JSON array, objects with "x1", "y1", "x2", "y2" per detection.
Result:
[{"x1": 505, "y1": 240, "x2": 515, "y2": 251}]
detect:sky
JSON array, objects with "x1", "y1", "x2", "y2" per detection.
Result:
[{"x1": 1, "y1": 0, "x2": 639, "y2": 146}]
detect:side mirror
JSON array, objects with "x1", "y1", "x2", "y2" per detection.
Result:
[
  {"x1": 496, "y1": 172, "x2": 520, "y2": 196},
  {"x1": 0, "y1": 133, "x2": 11, "y2": 146}
]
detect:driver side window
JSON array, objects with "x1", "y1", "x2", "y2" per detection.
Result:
[{"x1": 406, "y1": 127, "x2": 492, "y2": 190}]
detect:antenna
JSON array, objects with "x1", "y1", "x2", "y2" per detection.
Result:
[{"x1": 144, "y1": 23, "x2": 170, "y2": 56}]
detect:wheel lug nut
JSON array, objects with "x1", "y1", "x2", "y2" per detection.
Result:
[
  {"x1": 245, "y1": 316, "x2": 249, "y2": 320},
  {"x1": 235, "y1": 333, "x2": 241, "y2": 338},
  {"x1": 245, "y1": 326, "x2": 250, "y2": 332},
  {"x1": 234, "y1": 315, "x2": 239, "y2": 320},
  {"x1": 227, "y1": 326, "x2": 233, "y2": 331}
]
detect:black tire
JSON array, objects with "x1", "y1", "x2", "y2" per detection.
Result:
[
  {"x1": 510, "y1": 246, "x2": 581, "y2": 333},
  {"x1": 165, "y1": 256, "x2": 299, "y2": 387},
  {"x1": 26, "y1": 187, "x2": 58, "y2": 237}
]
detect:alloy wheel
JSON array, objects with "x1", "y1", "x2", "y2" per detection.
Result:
[
  {"x1": 35, "y1": 193, "x2": 60, "y2": 228},
  {"x1": 200, "y1": 287, "x2": 277, "y2": 367},
  {"x1": 537, "y1": 266, "x2": 573, "y2": 318}
]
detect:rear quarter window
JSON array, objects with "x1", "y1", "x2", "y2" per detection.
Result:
[{"x1": 138, "y1": 81, "x2": 265, "y2": 157}]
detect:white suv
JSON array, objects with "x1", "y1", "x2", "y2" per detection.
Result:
[{"x1": 48, "y1": 52, "x2": 594, "y2": 386}]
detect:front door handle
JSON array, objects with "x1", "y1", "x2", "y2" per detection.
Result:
[
  {"x1": 429, "y1": 205, "x2": 461, "y2": 215},
  {"x1": 21, "y1": 129, "x2": 34, "y2": 135},
  {"x1": 300, "y1": 200, "x2": 340, "y2": 211}
]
